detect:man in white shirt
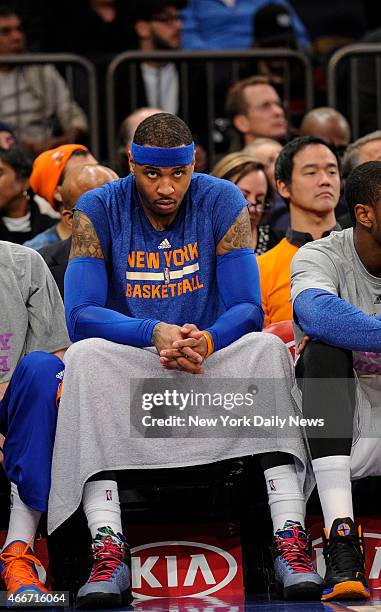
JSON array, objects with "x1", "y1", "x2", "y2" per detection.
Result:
[
  {"x1": 116, "y1": 1, "x2": 207, "y2": 147},
  {"x1": 130, "y1": 0, "x2": 186, "y2": 113}
]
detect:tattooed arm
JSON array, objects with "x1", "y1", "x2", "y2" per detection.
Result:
[
  {"x1": 196, "y1": 206, "x2": 263, "y2": 352},
  {"x1": 216, "y1": 207, "x2": 252, "y2": 256},
  {"x1": 69, "y1": 211, "x2": 104, "y2": 260},
  {"x1": 65, "y1": 211, "x2": 160, "y2": 347}
]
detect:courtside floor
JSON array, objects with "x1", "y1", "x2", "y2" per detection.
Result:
[{"x1": 70, "y1": 594, "x2": 381, "y2": 611}]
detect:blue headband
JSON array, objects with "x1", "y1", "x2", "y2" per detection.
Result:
[{"x1": 131, "y1": 142, "x2": 195, "y2": 167}]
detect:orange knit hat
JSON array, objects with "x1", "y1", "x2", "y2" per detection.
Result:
[{"x1": 29, "y1": 144, "x2": 89, "y2": 208}]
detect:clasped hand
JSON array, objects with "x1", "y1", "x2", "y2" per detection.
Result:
[{"x1": 152, "y1": 323, "x2": 208, "y2": 374}]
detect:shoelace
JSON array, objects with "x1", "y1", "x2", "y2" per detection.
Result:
[
  {"x1": 324, "y1": 534, "x2": 364, "y2": 574},
  {"x1": 89, "y1": 536, "x2": 126, "y2": 583},
  {"x1": 0, "y1": 541, "x2": 42, "y2": 587},
  {"x1": 275, "y1": 528, "x2": 314, "y2": 573}
]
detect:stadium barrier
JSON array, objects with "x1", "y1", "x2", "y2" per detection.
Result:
[
  {"x1": 327, "y1": 43, "x2": 381, "y2": 140},
  {"x1": 106, "y1": 49, "x2": 314, "y2": 168},
  {"x1": 0, "y1": 53, "x2": 99, "y2": 159}
]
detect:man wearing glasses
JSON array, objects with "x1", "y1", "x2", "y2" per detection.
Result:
[
  {"x1": 257, "y1": 136, "x2": 341, "y2": 326},
  {"x1": 120, "y1": 0, "x2": 186, "y2": 117},
  {"x1": 117, "y1": 1, "x2": 207, "y2": 150}
]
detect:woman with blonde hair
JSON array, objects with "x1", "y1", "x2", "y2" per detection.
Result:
[{"x1": 211, "y1": 152, "x2": 279, "y2": 254}]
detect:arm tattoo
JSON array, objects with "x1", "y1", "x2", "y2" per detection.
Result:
[
  {"x1": 216, "y1": 207, "x2": 252, "y2": 255},
  {"x1": 69, "y1": 211, "x2": 104, "y2": 260}
]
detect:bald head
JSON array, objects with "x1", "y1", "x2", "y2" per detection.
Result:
[
  {"x1": 120, "y1": 107, "x2": 163, "y2": 149},
  {"x1": 61, "y1": 164, "x2": 119, "y2": 210},
  {"x1": 300, "y1": 107, "x2": 351, "y2": 148}
]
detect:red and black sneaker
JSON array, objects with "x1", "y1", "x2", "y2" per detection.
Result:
[
  {"x1": 76, "y1": 527, "x2": 132, "y2": 609},
  {"x1": 273, "y1": 520, "x2": 322, "y2": 599}
]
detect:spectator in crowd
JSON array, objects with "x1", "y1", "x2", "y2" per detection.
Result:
[
  {"x1": 257, "y1": 136, "x2": 341, "y2": 326},
  {"x1": 299, "y1": 107, "x2": 351, "y2": 220},
  {"x1": 243, "y1": 138, "x2": 282, "y2": 190},
  {"x1": 24, "y1": 145, "x2": 97, "y2": 250},
  {"x1": 242, "y1": 137, "x2": 288, "y2": 235},
  {"x1": 48, "y1": 113, "x2": 319, "y2": 606},
  {"x1": 342, "y1": 130, "x2": 381, "y2": 178},
  {"x1": 0, "y1": 147, "x2": 57, "y2": 245},
  {"x1": 338, "y1": 130, "x2": 381, "y2": 229},
  {"x1": 118, "y1": 0, "x2": 186, "y2": 117},
  {"x1": 115, "y1": 107, "x2": 162, "y2": 176},
  {"x1": 40, "y1": 164, "x2": 118, "y2": 299},
  {"x1": 299, "y1": 107, "x2": 351, "y2": 157},
  {"x1": 290, "y1": 162, "x2": 381, "y2": 601},
  {"x1": 243, "y1": 3, "x2": 312, "y2": 136},
  {"x1": 0, "y1": 5, "x2": 88, "y2": 155},
  {"x1": 116, "y1": 0, "x2": 207, "y2": 148},
  {"x1": 0, "y1": 241, "x2": 69, "y2": 600},
  {"x1": 211, "y1": 152, "x2": 278, "y2": 254},
  {"x1": 182, "y1": 0, "x2": 309, "y2": 51},
  {"x1": 0, "y1": 121, "x2": 16, "y2": 149},
  {"x1": 252, "y1": 3, "x2": 306, "y2": 74},
  {"x1": 226, "y1": 76, "x2": 288, "y2": 150}
]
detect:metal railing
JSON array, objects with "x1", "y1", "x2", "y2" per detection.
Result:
[
  {"x1": 0, "y1": 53, "x2": 99, "y2": 158},
  {"x1": 106, "y1": 49, "x2": 314, "y2": 168},
  {"x1": 327, "y1": 43, "x2": 381, "y2": 140}
]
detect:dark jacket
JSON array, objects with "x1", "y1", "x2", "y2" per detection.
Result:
[
  {"x1": 39, "y1": 237, "x2": 72, "y2": 300},
  {"x1": 0, "y1": 198, "x2": 57, "y2": 245}
]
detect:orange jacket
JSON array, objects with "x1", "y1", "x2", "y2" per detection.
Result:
[{"x1": 257, "y1": 238, "x2": 298, "y2": 327}]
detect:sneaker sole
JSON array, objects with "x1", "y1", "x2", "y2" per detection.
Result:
[
  {"x1": 278, "y1": 581, "x2": 322, "y2": 600},
  {"x1": 321, "y1": 580, "x2": 370, "y2": 601},
  {"x1": 76, "y1": 589, "x2": 133, "y2": 609}
]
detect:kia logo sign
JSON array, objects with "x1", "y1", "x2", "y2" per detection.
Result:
[{"x1": 131, "y1": 541, "x2": 238, "y2": 599}]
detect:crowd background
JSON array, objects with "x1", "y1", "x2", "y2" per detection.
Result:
[{"x1": 2, "y1": 0, "x2": 381, "y2": 166}]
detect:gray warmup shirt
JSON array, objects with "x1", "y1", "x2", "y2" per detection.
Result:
[
  {"x1": 291, "y1": 228, "x2": 381, "y2": 377},
  {"x1": 0, "y1": 241, "x2": 70, "y2": 383}
]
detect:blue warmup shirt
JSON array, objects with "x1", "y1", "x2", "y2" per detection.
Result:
[{"x1": 74, "y1": 173, "x2": 246, "y2": 330}]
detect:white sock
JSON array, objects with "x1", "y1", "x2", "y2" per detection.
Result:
[
  {"x1": 264, "y1": 464, "x2": 306, "y2": 532},
  {"x1": 312, "y1": 455, "x2": 353, "y2": 533},
  {"x1": 3, "y1": 483, "x2": 41, "y2": 550},
  {"x1": 82, "y1": 480, "x2": 123, "y2": 539}
]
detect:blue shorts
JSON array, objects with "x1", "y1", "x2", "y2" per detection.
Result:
[{"x1": 0, "y1": 352, "x2": 64, "y2": 512}]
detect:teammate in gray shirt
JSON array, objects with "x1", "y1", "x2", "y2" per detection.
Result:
[
  {"x1": 291, "y1": 161, "x2": 381, "y2": 602},
  {"x1": 0, "y1": 241, "x2": 69, "y2": 600}
]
